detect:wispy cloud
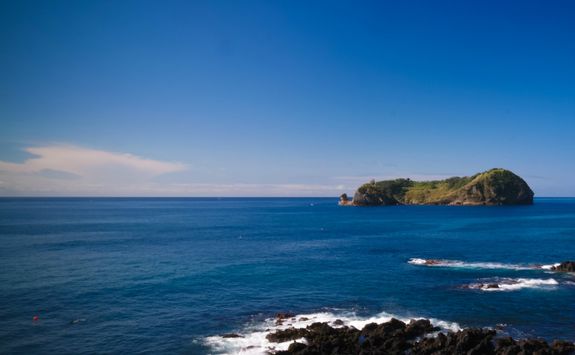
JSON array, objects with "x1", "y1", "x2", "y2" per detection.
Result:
[
  {"x1": 146, "y1": 183, "x2": 346, "y2": 197},
  {"x1": 0, "y1": 145, "x2": 186, "y2": 177},
  {"x1": 0, "y1": 144, "x2": 347, "y2": 196},
  {"x1": 0, "y1": 144, "x2": 189, "y2": 196}
]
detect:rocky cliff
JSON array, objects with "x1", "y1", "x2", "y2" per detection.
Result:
[{"x1": 341, "y1": 169, "x2": 534, "y2": 206}]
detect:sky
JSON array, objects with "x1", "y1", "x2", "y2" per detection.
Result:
[{"x1": 0, "y1": 0, "x2": 574, "y2": 197}]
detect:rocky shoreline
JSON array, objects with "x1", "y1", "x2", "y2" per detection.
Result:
[
  {"x1": 267, "y1": 315, "x2": 575, "y2": 355},
  {"x1": 551, "y1": 261, "x2": 575, "y2": 273}
]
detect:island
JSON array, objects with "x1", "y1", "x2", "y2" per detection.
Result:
[{"x1": 339, "y1": 168, "x2": 534, "y2": 206}]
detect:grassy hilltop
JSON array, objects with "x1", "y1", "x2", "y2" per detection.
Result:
[{"x1": 343, "y1": 168, "x2": 534, "y2": 206}]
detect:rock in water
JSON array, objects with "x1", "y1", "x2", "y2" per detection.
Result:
[
  {"x1": 221, "y1": 333, "x2": 243, "y2": 338},
  {"x1": 338, "y1": 193, "x2": 352, "y2": 206},
  {"x1": 551, "y1": 261, "x2": 575, "y2": 272},
  {"x1": 266, "y1": 328, "x2": 308, "y2": 343},
  {"x1": 344, "y1": 168, "x2": 534, "y2": 206},
  {"x1": 270, "y1": 318, "x2": 574, "y2": 355},
  {"x1": 275, "y1": 312, "x2": 296, "y2": 320},
  {"x1": 275, "y1": 312, "x2": 296, "y2": 325}
]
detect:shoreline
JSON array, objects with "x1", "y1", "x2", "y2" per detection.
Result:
[
  {"x1": 204, "y1": 310, "x2": 575, "y2": 354},
  {"x1": 268, "y1": 316, "x2": 575, "y2": 355}
]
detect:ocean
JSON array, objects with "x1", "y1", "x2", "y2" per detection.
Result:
[{"x1": 0, "y1": 197, "x2": 574, "y2": 354}]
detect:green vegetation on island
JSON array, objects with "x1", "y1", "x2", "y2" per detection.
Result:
[{"x1": 340, "y1": 168, "x2": 534, "y2": 206}]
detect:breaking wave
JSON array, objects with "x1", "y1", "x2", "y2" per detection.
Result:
[
  {"x1": 202, "y1": 310, "x2": 461, "y2": 355},
  {"x1": 462, "y1": 278, "x2": 559, "y2": 292},
  {"x1": 408, "y1": 258, "x2": 559, "y2": 271}
]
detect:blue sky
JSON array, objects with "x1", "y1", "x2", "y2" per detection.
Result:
[{"x1": 1, "y1": 0, "x2": 574, "y2": 196}]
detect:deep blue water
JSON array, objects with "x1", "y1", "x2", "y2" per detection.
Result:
[{"x1": 0, "y1": 197, "x2": 574, "y2": 353}]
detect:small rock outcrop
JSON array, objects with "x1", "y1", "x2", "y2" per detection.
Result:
[
  {"x1": 343, "y1": 169, "x2": 534, "y2": 206},
  {"x1": 338, "y1": 193, "x2": 352, "y2": 206},
  {"x1": 551, "y1": 261, "x2": 575, "y2": 272},
  {"x1": 221, "y1": 333, "x2": 243, "y2": 338},
  {"x1": 275, "y1": 312, "x2": 296, "y2": 326}
]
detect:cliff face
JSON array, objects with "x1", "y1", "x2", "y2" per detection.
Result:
[{"x1": 343, "y1": 169, "x2": 534, "y2": 206}]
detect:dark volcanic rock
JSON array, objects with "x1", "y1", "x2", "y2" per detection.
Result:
[
  {"x1": 405, "y1": 319, "x2": 438, "y2": 339},
  {"x1": 413, "y1": 328, "x2": 497, "y2": 354},
  {"x1": 352, "y1": 188, "x2": 401, "y2": 206},
  {"x1": 266, "y1": 327, "x2": 308, "y2": 343},
  {"x1": 551, "y1": 261, "x2": 575, "y2": 272},
  {"x1": 287, "y1": 342, "x2": 307, "y2": 352},
  {"x1": 494, "y1": 337, "x2": 575, "y2": 355},
  {"x1": 338, "y1": 193, "x2": 352, "y2": 206},
  {"x1": 275, "y1": 312, "x2": 296, "y2": 325},
  {"x1": 268, "y1": 318, "x2": 575, "y2": 355},
  {"x1": 276, "y1": 312, "x2": 296, "y2": 320},
  {"x1": 551, "y1": 340, "x2": 575, "y2": 354},
  {"x1": 221, "y1": 333, "x2": 243, "y2": 338}
]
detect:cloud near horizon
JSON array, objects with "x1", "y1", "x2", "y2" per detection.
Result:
[
  {"x1": 0, "y1": 144, "x2": 348, "y2": 196},
  {"x1": 0, "y1": 145, "x2": 191, "y2": 195},
  {"x1": 0, "y1": 145, "x2": 186, "y2": 176}
]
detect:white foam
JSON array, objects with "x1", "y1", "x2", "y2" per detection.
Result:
[
  {"x1": 407, "y1": 258, "x2": 429, "y2": 265},
  {"x1": 540, "y1": 263, "x2": 561, "y2": 270},
  {"x1": 202, "y1": 310, "x2": 461, "y2": 354},
  {"x1": 408, "y1": 258, "x2": 554, "y2": 271},
  {"x1": 465, "y1": 278, "x2": 559, "y2": 292}
]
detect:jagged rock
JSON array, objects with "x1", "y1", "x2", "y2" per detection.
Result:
[
  {"x1": 551, "y1": 261, "x2": 575, "y2": 272},
  {"x1": 275, "y1": 312, "x2": 296, "y2": 325},
  {"x1": 266, "y1": 327, "x2": 308, "y2": 343},
  {"x1": 268, "y1": 317, "x2": 574, "y2": 355},
  {"x1": 276, "y1": 312, "x2": 296, "y2": 320},
  {"x1": 338, "y1": 193, "x2": 352, "y2": 206},
  {"x1": 287, "y1": 342, "x2": 307, "y2": 352},
  {"x1": 221, "y1": 333, "x2": 243, "y2": 338},
  {"x1": 404, "y1": 319, "x2": 438, "y2": 339},
  {"x1": 551, "y1": 340, "x2": 575, "y2": 354}
]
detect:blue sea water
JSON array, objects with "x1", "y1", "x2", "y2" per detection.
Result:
[{"x1": 0, "y1": 197, "x2": 574, "y2": 353}]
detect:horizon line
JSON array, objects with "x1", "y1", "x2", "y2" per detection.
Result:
[{"x1": 1, "y1": 196, "x2": 574, "y2": 199}]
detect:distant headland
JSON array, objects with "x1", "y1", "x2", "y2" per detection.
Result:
[{"x1": 339, "y1": 168, "x2": 534, "y2": 206}]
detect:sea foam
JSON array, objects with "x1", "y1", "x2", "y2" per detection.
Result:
[
  {"x1": 540, "y1": 263, "x2": 561, "y2": 270},
  {"x1": 464, "y1": 278, "x2": 559, "y2": 292},
  {"x1": 408, "y1": 258, "x2": 558, "y2": 271},
  {"x1": 202, "y1": 310, "x2": 461, "y2": 355}
]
